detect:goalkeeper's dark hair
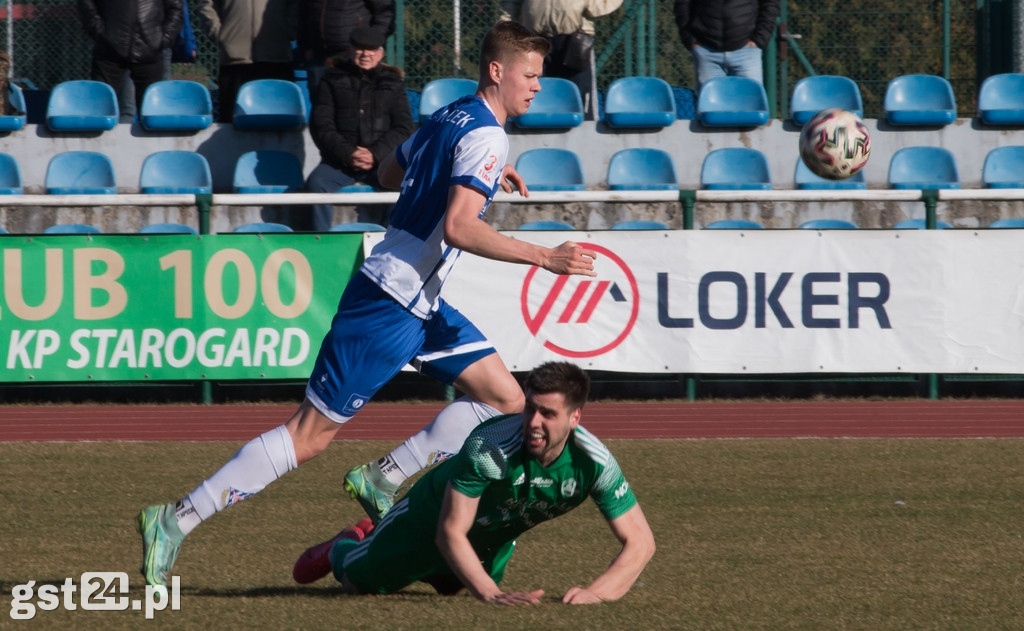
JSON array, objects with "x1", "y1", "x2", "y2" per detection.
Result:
[{"x1": 523, "y1": 362, "x2": 590, "y2": 412}]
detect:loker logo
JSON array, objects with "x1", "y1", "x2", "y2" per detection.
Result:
[{"x1": 520, "y1": 243, "x2": 638, "y2": 358}]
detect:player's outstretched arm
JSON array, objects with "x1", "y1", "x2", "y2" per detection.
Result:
[
  {"x1": 436, "y1": 483, "x2": 544, "y2": 605},
  {"x1": 444, "y1": 184, "x2": 597, "y2": 276},
  {"x1": 561, "y1": 504, "x2": 655, "y2": 604}
]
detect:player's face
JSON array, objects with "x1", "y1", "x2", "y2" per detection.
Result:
[
  {"x1": 522, "y1": 390, "x2": 581, "y2": 467},
  {"x1": 496, "y1": 51, "x2": 543, "y2": 118}
]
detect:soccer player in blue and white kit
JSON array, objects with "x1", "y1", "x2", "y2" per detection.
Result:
[
  {"x1": 293, "y1": 362, "x2": 656, "y2": 605},
  {"x1": 137, "y1": 20, "x2": 599, "y2": 588}
]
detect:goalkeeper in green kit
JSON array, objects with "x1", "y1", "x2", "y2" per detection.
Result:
[{"x1": 292, "y1": 361, "x2": 655, "y2": 604}]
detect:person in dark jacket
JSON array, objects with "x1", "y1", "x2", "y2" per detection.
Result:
[
  {"x1": 280, "y1": 27, "x2": 413, "y2": 231},
  {"x1": 299, "y1": 0, "x2": 395, "y2": 98},
  {"x1": 78, "y1": 0, "x2": 184, "y2": 116},
  {"x1": 673, "y1": 0, "x2": 779, "y2": 89}
]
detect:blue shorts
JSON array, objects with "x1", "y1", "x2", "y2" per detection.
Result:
[{"x1": 306, "y1": 272, "x2": 496, "y2": 423}]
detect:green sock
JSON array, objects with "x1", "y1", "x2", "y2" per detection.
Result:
[{"x1": 329, "y1": 539, "x2": 360, "y2": 584}]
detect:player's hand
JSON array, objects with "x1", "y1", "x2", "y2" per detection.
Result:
[
  {"x1": 561, "y1": 586, "x2": 603, "y2": 604},
  {"x1": 487, "y1": 589, "x2": 544, "y2": 605},
  {"x1": 544, "y1": 241, "x2": 597, "y2": 277},
  {"x1": 500, "y1": 164, "x2": 528, "y2": 196}
]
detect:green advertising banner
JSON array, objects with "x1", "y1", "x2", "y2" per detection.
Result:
[{"x1": 1, "y1": 234, "x2": 364, "y2": 382}]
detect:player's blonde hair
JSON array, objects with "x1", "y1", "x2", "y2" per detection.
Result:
[{"x1": 478, "y1": 20, "x2": 550, "y2": 79}]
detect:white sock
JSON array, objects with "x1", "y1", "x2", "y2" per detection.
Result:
[
  {"x1": 388, "y1": 396, "x2": 501, "y2": 483},
  {"x1": 175, "y1": 425, "x2": 297, "y2": 535}
]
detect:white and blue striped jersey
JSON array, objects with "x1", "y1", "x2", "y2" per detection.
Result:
[{"x1": 360, "y1": 95, "x2": 508, "y2": 318}]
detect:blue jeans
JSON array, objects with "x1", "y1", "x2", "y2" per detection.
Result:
[{"x1": 691, "y1": 44, "x2": 763, "y2": 90}]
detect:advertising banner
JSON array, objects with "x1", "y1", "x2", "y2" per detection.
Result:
[
  {"x1": 1, "y1": 234, "x2": 363, "y2": 382},
  {"x1": 440, "y1": 230, "x2": 1024, "y2": 374}
]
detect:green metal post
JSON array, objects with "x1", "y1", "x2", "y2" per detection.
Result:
[
  {"x1": 764, "y1": 24, "x2": 778, "y2": 119},
  {"x1": 679, "y1": 189, "x2": 696, "y2": 229},
  {"x1": 928, "y1": 373, "x2": 939, "y2": 400},
  {"x1": 942, "y1": 0, "x2": 951, "y2": 79},
  {"x1": 922, "y1": 189, "x2": 939, "y2": 229},
  {"x1": 196, "y1": 193, "x2": 212, "y2": 235}
]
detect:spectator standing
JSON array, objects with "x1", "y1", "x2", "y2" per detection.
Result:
[
  {"x1": 673, "y1": 0, "x2": 780, "y2": 89},
  {"x1": 271, "y1": 27, "x2": 413, "y2": 231},
  {"x1": 197, "y1": 0, "x2": 300, "y2": 122},
  {"x1": 298, "y1": 0, "x2": 395, "y2": 97},
  {"x1": 78, "y1": 0, "x2": 183, "y2": 119},
  {"x1": 500, "y1": 0, "x2": 623, "y2": 120}
]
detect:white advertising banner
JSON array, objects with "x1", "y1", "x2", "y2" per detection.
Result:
[{"x1": 396, "y1": 230, "x2": 1024, "y2": 374}]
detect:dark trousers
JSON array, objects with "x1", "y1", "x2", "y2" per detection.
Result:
[
  {"x1": 217, "y1": 62, "x2": 295, "y2": 122},
  {"x1": 90, "y1": 42, "x2": 165, "y2": 117},
  {"x1": 544, "y1": 33, "x2": 595, "y2": 120}
]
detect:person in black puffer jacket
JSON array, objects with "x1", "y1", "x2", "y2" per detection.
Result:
[
  {"x1": 78, "y1": 0, "x2": 184, "y2": 115},
  {"x1": 269, "y1": 27, "x2": 413, "y2": 231},
  {"x1": 673, "y1": 0, "x2": 779, "y2": 89},
  {"x1": 299, "y1": 0, "x2": 395, "y2": 98}
]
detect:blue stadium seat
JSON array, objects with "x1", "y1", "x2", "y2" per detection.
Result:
[
  {"x1": 45, "y1": 151, "x2": 117, "y2": 194},
  {"x1": 405, "y1": 89, "x2": 421, "y2": 121},
  {"x1": 517, "y1": 221, "x2": 575, "y2": 230},
  {"x1": 883, "y1": 74, "x2": 956, "y2": 126},
  {"x1": 799, "y1": 219, "x2": 859, "y2": 230},
  {"x1": 139, "y1": 80, "x2": 213, "y2": 131},
  {"x1": 977, "y1": 73, "x2": 1024, "y2": 125},
  {"x1": 233, "y1": 222, "x2": 294, "y2": 233},
  {"x1": 329, "y1": 222, "x2": 387, "y2": 232},
  {"x1": 139, "y1": 222, "x2": 199, "y2": 234},
  {"x1": 418, "y1": 78, "x2": 476, "y2": 124},
  {"x1": 888, "y1": 147, "x2": 960, "y2": 189},
  {"x1": 0, "y1": 84, "x2": 27, "y2": 131},
  {"x1": 0, "y1": 153, "x2": 24, "y2": 194},
  {"x1": 44, "y1": 223, "x2": 102, "y2": 234},
  {"x1": 233, "y1": 150, "x2": 304, "y2": 193},
  {"x1": 511, "y1": 77, "x2": 584, "y2": 129},
  {"x1": 606, "y1": 148, "x2": 678, "y2": 191},
  {"x1": 705, "y1": 219, "x2": 765, "y2": 229},
  {"x1": 794, "y1": 158, "x2": 866, "y2": 190},
  {"x1": 45, "y1": 80, "x2": 118, "y2": 131},
  {"x1": 789, "y1": 75, "x2": 864, "y2": 125},
  {"x1": 0, "y1": 226, "x2": 9, "y2": 234},
  {"x1": 611, "y1": 220, "x2": 670, "y2": 230},
  {"x1": 604, "y1": 77, "x2": 676, "y2": 128},
  {"x1": 514, "y1": 148, "x2": 586, "y2": 191},
  {"x1": 337, "y1": 183, "x2": 374, "y2": 193},
  {"x1": 697, "y1": 76, "x2": 770, "y2": 127},
  {"x1": 233, "y1": 80, "x2": 307, "y2": 130},
  {"x1": 701, "y1": 148, "x2": 771, "y2": 190},
  {"x1": 982, "y1": 146, "x2": 1024, "y2": 188},
  {"x1": 139, "y1": 151, "x2": 212, "y2": 194},
  {"x1": 987, "y1": 217, "x2": 1024, "y2": 228},
  {"x1": 894, "y1": 219, "x2": 953, "y2": 229}
]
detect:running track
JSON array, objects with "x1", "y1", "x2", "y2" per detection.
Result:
[{"x1": 2, "y1": 400, "x2": 1024, "y2": 441}]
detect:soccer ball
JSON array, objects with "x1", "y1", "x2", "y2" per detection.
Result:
[{"x1": 798, "y1": 108, "x2": 871, "y2": 180}]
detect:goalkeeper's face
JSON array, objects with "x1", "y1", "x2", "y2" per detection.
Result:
[{"x1": 522, "y1": 389, "x2": 582, "y2": 467}]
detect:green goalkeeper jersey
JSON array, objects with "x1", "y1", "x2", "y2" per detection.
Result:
[{"x1": 406, "y1": 413, "x2": 638, "y2": 553}]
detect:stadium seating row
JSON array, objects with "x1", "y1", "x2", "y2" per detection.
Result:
[
  {"x1": 514, "y1": 145, "x2": 1024, "y2": 191},
  {"x1": 6, "y1": 72, "x2": 1022, "y2": 135},
  {"x1": 4, "y1": 144, "x2": 1024, "y2": 197}
]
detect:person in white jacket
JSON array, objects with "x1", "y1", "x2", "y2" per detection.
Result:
[{"x1": 500, "y1": 0, "x2": 623, "y2": 119}]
